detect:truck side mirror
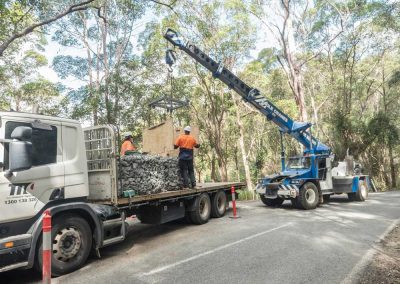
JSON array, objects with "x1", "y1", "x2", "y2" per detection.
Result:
[
  {"x1": 8, "y1": 126, "x2": 33, "y2": 174},
  {"x1": 11, "y1": 126, "x2": 32, "y2": 141}
]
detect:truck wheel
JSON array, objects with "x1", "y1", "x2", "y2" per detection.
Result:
[
  {"x1": 297, "y1": 182, "x2": 319, "y2": 210},
  {"x1": 211, "y1": 191, "x2": 227, "y2": 218},
  {"x1": 37, "y1": 214, "x2": 92, "y2": 276},
  {"x1": 190, "y1": 193, "x2": 211, "y2": 225},
  {"x1": 348, "y1": 180, "x2": 368, "y2": 201},
  {"x1": 260, "y1": 194, "x2": 284, "y2": 206}
]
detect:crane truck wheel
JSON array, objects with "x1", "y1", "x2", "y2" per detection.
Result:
[
  {"x1": 190, "y1": 193, "x2": 211, "y2": 225},
  {"x1": 348, "y1": 180, "x2": 368, "y2": 201},
  {"x1": 297, "y1": 182, "x2": 319, "y2": 210},
  {"x1": 211, "y1": 190, "x2": 227, "y2": 218},
  {"x1": 36, "y1": 214, "x2": 92, "y2": 276},
  {"x1": 260, "y1": 195, "x2": 284, "y2": 206}
]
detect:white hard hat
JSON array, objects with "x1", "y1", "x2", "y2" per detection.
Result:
[
  {"x1": 184, "y1": 126, "x2": 191, "y2": 132},
  {"x1": 123, "y1": 131, "x2": 132, "y2": 138}
]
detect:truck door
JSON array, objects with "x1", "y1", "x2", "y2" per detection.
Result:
[
  {"x1": 62, "y1": 123, "x2": 89, "y2": 199},
  {"x1": 4, "y1": 120, "x2": 64, "y2": 206}
]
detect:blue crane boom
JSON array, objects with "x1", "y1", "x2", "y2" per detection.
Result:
[{"x1": 164, "y1": 29, "x2": 330, "y2": 155}]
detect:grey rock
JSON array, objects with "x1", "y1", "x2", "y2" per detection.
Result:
[{"x1": 119, "y1": 154, "x2": 184, "y2": 196}]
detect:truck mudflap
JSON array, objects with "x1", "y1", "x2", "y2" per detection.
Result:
[{"x1": 0, "y1": 234, "x2": 31, "y2": 273}]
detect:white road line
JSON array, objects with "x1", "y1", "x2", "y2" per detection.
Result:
[{"x1": 141, "y1": 223, "x2": 292, "y2": 277}]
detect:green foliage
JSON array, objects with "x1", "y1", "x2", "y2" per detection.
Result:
[{"x1": 0, "y1": 0, "x2": 399, "y2": 190}]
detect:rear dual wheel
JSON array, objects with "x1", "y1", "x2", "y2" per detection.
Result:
[
  {"x1": 189, "y1": 193, "x2": 211, "y2": 225},
  {"x1": 211, "y1": 191, "x2": 227, "y2": 218}
]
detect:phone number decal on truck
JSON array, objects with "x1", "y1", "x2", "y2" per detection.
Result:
[{"x1": 4, "y1": 183, "x2": 38, "y2": 205}]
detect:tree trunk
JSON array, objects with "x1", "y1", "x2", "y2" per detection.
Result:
[
  {"x1": 211, "y1": 153, "x2": 217, "y2": 182},
  {"x1": 234, "y1": 98, "x2": 254, "y2": 195},
  {"x1": 217, "y1": 151, "x2": 228, "y2": 182},
  {"x1": 278, "y1": 0, "x2": 308, "y2": 122},
  {"x1": 388, "y1": 143, "x2": 396, "y2": 189},
  {"x1": 79, "y1": 11, "x2": 98, "y2": 126},
  {"x1": 100, "y1": 3, "x2": 112, "y2": 124}
]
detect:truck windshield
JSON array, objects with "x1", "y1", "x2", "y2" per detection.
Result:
[{"x1": 286, "y1": 156, "x2": 311, "y2": 170}]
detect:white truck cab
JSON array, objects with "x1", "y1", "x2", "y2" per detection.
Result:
[
  {"x1": 0, "y1": 112, "x2": 120, "y2": 276},
  {"x1": 0, "y1": 112, "x2": 89, "y2": 224}
]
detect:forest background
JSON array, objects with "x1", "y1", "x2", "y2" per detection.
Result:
[{"x1": 0, "y1": 0, "x2": 399, "y2": 194}]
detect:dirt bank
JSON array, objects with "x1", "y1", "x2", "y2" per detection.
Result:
[{"x1": 358, "y1": 224, "x2": 400, "y2": 284}]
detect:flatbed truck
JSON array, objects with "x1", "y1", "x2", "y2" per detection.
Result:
[{"x1": 0, "y1": 112, "x2": 244, "y2": 276}]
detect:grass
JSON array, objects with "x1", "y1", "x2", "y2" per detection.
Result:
[{"x1": 237, "y1": 189, "x2": 259, "y2": 201}]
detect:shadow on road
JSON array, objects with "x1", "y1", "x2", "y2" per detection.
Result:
[{"x1": 0, "y1": 216, "x2": 192, "y2": 284}]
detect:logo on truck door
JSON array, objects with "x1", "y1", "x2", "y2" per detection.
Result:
[
  {"x1": 4, "y1": 183, "x2": 37, "y2": 205},
  {"x1": 9, "y1": 183, "x2": 32, "y2": 196}
]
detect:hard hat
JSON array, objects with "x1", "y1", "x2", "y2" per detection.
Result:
[
  {"x1": 123, "y1": 131, "x2": 132, "y2": 138},
  {"x1": 184, "y1": 126, "x2": 191, "y2": 132}
]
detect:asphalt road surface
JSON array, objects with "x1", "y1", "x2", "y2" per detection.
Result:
[{"x1": 3, "y1": 191, "x2": 400, "y2": 284}]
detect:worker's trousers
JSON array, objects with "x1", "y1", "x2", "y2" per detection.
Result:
[{"x1": 179, "y1": 159, "x2": 196, "y2": 188}]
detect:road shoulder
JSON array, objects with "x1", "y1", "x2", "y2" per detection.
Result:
[
  {"x1": 357, "y1": 223, "x2": 400, "y2": 284},
  {"x1": 342, "y1": 218, "x2": 400, "y2": 284}
]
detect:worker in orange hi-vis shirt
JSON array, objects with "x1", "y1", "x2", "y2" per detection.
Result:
[
  {"x1": 174, "y1": 126, "x2": 200, "y2": 189},
  {"x1": 120, "y1": 132, "x2": 136, "y2": 156}
]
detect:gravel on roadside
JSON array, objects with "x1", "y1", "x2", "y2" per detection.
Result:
[{"x1": 358, "y1": 225, "x2": 400, "y2": 284}]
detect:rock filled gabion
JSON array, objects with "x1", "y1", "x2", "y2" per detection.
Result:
[{"x1": 119, "y1": 155, "x2": 183, "y2": 195}]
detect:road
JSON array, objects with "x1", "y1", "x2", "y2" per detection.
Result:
[{"x1": 3, "y1": 191, "x2": 400, "y2": 284}]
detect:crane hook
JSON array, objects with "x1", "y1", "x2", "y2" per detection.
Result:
[{"x1": 166, "y1": 49, "x2": 176, "y2": 72}]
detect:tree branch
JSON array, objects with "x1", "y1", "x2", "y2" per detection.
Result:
[
  {"x1": 149, "y1": 0, "x2": 179, "y2": 16},
  {"x1": 0, "y1": 0, "x2": 95, "y2": 57}
]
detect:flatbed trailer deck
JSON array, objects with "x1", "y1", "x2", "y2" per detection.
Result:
[{"x1": 95, "y1": 182, "x2": 246, "y2": 206}]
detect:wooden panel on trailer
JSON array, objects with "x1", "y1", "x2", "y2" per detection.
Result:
[{"x1": 142, "y1": 117, "x2": 199, "y2": 157}]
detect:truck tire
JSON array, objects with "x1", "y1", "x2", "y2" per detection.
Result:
[
  {"x1": 190, "y1": 193, "x2": 211, "y2": 225},
  {"x1": 348, "y1": 180, "x2": 368, "y2": 201},
  {"x1": 260, "y1": 194, "x2": 284, "y2": 206},
  {"x1": 211, "y1": 191, "x2": 227, "y2": 218},
  {"x1": 36, "y1": 214, "x2": 92, "y2": 276},
  {"x1": 297, "y1": 182, "x2": 319, "y2": 210}
]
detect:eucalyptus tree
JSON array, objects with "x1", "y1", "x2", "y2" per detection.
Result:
[
  {"x1": 0, "y1": 0, "x2": 99, "y2": 56},
  {"x1": 156, "y1": 0, "x2": 257, "y2": 182},
  {"x1": 52, "y1": 0, "x2": 147, "y2": 125}
]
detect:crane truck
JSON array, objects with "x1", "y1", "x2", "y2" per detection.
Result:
[
  {"x1": 164, "y1": 28, "x2": 370, "y2": 210},
  {"x1": 0, "y1": 112, "x2": 244, "y2": 275}
]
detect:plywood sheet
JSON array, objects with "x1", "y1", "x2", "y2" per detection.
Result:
[{"x1": 142, "y1": 118, "x2": 199, "y2": 157}]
